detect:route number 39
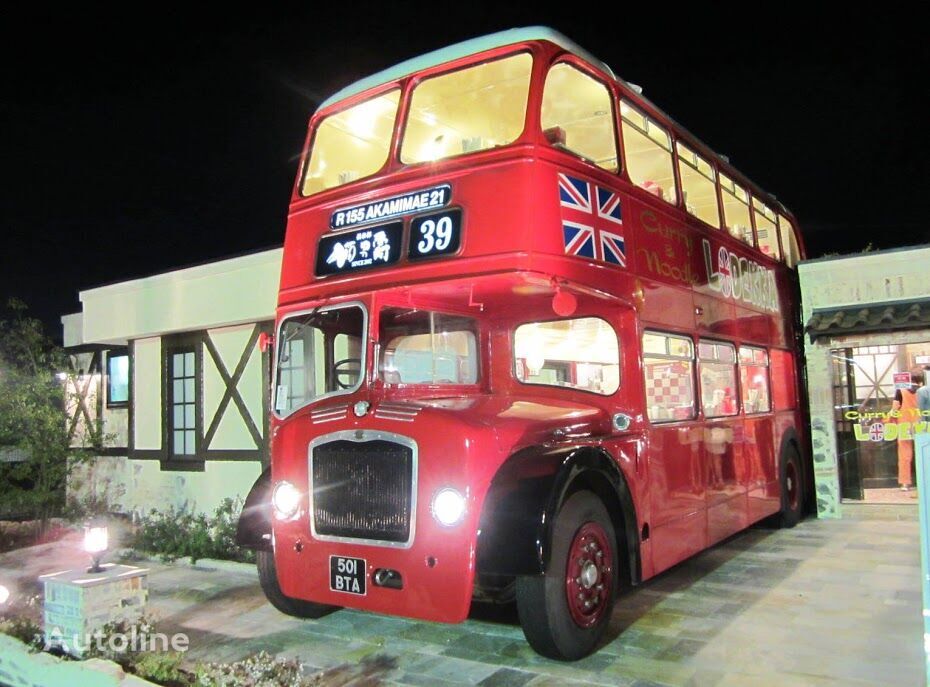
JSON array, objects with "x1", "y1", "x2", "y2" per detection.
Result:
[
  {"x1": 417, "y1": 216, "x2": 454, "y2": 253},
  {"x1": 409, "y1": 209, "x2": 461, "y2": 260}
]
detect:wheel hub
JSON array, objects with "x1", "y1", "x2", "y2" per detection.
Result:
[
  {"x1": 565, "y1": 522, "x2": 613, "y2": 628},
  {"x1": 581, "y1": 561, "x2": 599, "y2": 588}
]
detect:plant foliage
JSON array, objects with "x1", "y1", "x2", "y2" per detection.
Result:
[
  {"x1": 132, "y1": 497, "x2": 255, "y2": 564},
  {"x1": 0, "y1": 299, "x2": 97, "y2": 526}
]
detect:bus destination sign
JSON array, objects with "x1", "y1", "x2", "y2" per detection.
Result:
[
  {"x1": 316, "y1": 222, "x2": 404, "y2": 276},
  {"x1": 330, "y1": 184, "x2": 451, "y2": 230}
]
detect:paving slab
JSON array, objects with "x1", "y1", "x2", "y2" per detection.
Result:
[{"x1": 0, "y1": 507, "x2": 922, "y2": 686}]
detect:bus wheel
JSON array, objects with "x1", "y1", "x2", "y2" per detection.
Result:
[
  {"x1": 257, "y1": 550, "x2": 338, "y2": 619},
  {"x1": 778, "y1": 446, "x2": 803, "y2": 528},
  {"x1": 515, "y1": 490, "x2": 617, "y2": 660}
]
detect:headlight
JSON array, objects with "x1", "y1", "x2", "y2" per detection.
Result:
[
  {"x1": 431, "y1": 488, "x2": 466, "y2": 527},
  {"x1": 272, "y1": 481, "x2": 301, "y2": 519}
]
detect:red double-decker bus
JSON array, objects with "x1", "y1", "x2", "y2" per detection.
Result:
[{"x1": 237, "y1": 27, "x2": 808, "y2": 660}]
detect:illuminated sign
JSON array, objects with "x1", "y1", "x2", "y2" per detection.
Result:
[
  {"x1": 894, "y1": 371, "x2": 913, "y2": 389},
  {"x1": 316, "y1": 223, "x2": 403, "y2": 276},
  {"x1": 701, "y1": 239, "x2": 779, "y2": 312},
  {"x1": 408, "y1": 210, "x2": 461, "y2": 260},
  {"x1": 331, "y1": 185, "x2": 451, "y2": 230}
]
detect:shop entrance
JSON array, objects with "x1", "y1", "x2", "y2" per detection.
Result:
[{"x1": 832, "y1": 342, "x2": 930, "y2": 504}]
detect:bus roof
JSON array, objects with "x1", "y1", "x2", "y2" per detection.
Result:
[
  {"x1": 318, "y1": 26, "x2": 616, "y2": 110},
  {"x1": 315, "y1": 27, "x2": 792, "y2": 218}
]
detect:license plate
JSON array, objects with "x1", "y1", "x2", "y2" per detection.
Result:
[{"x1": 329, "y1": 555, "x2": 366, "y2": 596}]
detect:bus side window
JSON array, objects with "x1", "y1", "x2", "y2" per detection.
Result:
[
  {"x1": 719, "y1": 173, "x2": 754, "y2": 246},
  {"x1": 739, "y1": 346, "x2": 770, "y2": 413},
  {"x1": 698, "y1": 340, "x2": 738, "y2": 417},
  {"x1": 541, "y1": 63, "x2": 618, "y2": 172},
  {"x1": 643, "y1": 331, "x2": 694, "y2": 422},
  {"x1": 676, "y1": 142, "x2": 721, "y2": 229},
  {"x1": 778, "y1": 214, "x2": 801, "y2": 267},
  {"x1": 620, "y1": 101, "x2": 677, "y2": 205},
  {"x1": 753, "y1": 198, "x2": 780, "y2": 260}
]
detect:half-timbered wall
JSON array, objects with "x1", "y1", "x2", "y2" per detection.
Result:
[{"x1": 64, "y1": 249, "x2": 281, "y2": 516}]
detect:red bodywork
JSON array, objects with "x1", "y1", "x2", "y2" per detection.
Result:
[{"x1": 270, "y1": 37, "x2": 807, "y2": 623}]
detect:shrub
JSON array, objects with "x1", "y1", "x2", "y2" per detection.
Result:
[
  {"x1": 130, "y1": 651, "x2": 190, "y2": 686},
  {"x1": 0, "y1": 614, "x2": 44, "y2": 651},
  {"x1": 132, "y1": 498, "x2": 255, "y2": 564},
  {"x1": 195, "y1": 651, "x2": 319, "y2": 687}
]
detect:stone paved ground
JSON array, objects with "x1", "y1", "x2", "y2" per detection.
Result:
[{"x1": 0, "y1": 506, "x2": 922, "y2": 686}]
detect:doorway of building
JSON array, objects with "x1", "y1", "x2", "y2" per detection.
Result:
[{"x1": 832, "y1": 341, "x2": 930, "y2": 504}]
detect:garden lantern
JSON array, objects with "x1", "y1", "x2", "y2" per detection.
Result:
[{"x1": 84, "y1": 524, "x2": 108, "y2": 573}]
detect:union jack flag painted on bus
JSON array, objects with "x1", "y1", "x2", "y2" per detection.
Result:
[{"x1": 558, "y1": 173, "x2": 625, "y2": 267}]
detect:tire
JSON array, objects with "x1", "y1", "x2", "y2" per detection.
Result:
[
  {"x1": 515, "y1": 490, "x2": 618, "y2": 661},
  {"x1": 777, "y1": 445, "x2": 803, "y2": 529},
  {"x1": 257, "y1": 550, "x2": 338, "y2": 619}
]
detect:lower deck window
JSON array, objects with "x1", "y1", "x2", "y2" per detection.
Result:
[
  {"x1": 699, "y1": 340, "x2": 738, "y2": 417},
  {"x1": 379, "y1": 308, "x2": 478, "y2": 385},
  {"x1": 740, "y1": 346, "x2": 771, "y2": 413},
  {"x1": 643, "y1": 331, "x2": 695, "y2": 421},
  {"x1": 514, "y1": 317, "x2": 619, "y2": 395}
]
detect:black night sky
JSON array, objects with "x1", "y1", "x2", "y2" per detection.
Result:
[{"x1": 1, "y1": 6, "x2": 926, "y2": 335}]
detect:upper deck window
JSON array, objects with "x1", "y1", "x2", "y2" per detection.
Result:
[
  {"x1": 753, "y1": 198, "x2": 780, "y2": 260},
  {"x1": 620, "y1": 101, "x2": 677, "y2": 205},
  {"x1": 676, "y1": 142, "x2": 720, "y2": 228},
  {"x1": 514, "y1": 317, "x2": 619, "y2": 395},
  {"x1": 401, "y1": 53, "x2": 532, "y2": 164},
  {"x1": 719, "y1": 173, "x2": 754, "y2": 246},
  {"x1": 541, "y1": 63, "x2": 618, "y2": 171},
  {"x1": 779, "y1": 214, "x2": 801, "y2": 267},
  {"x1": 301, "y1": 90, "x2": 400, "y2": 196}
]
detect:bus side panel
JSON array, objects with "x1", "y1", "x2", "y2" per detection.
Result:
[
  {"x1": 705, "y1": 417, "x2": 749, "y2": 546},
  {"x1": 743, "y1": 414, "x2": 777, "y2": 521},
  {"x1": 645, "y1": 424, "x2": 707, "y2": 575},
  {"x1": 770, "y1": 348, "x2": 799, "y2": 411}
]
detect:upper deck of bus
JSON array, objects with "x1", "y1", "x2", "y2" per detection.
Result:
[{"x1": 279, "y1": 27, "x2": 805, "y2": 313}]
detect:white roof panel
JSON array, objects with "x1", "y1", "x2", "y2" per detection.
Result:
[{"x1": 318, "y1": 26, "x2": 614, "y2": 111}]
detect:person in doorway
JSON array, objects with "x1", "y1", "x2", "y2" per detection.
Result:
[
  {"x1": 919, "y1": 367, "x2": 930, "y2": 413},
  {"x1": 893, "y1": 371, "x2": 924, "y2": 491}
]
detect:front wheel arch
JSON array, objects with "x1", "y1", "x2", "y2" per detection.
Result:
[{"x1": 476, "y1": 445, "x2": 640, "y2": 586}]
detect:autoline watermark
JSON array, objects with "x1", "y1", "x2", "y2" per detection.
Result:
[{"x1": 45, "y1": 626, "x2": 189, "y2": 655}]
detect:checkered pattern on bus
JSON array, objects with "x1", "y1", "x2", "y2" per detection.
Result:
[{"x1": 645, "y1": 362, "x2": 693, "y2": 417}]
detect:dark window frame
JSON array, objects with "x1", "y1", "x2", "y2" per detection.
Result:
[
  {"x1": 105, "y1": 348, "x2": 130, "y2": 409},
  {"x1": 162, "y1": 334, "x2": 203, "y2": 462}
]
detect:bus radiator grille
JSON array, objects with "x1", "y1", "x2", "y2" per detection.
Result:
[{"x1": 311, "y1": 439, "x2": 413, "y2": 544}]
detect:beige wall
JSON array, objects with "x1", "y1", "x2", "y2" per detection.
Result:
[
  {"x1": 69, "y1": 455, "x2": 261, "y2": 519},
  {"x1": 133, "y1": 337, "x2": 162, "y2": 451},
  {"x1": 76, "y1": 249, "x2": 280, "y2": 345}
]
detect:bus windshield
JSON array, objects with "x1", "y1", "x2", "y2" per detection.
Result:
[
  {"x1": 302, "y1": 90, "x2": 401, "y2": 196},
  {"x1": 379, "y1": 307, "x2": 479, "y2": 385},
  {"x1": 302, "y1": 52, "x2": 532, "y2": 195},
  {"x1": 400, "y1": 52, "x2": 532, "y2": 164},
  {"x1": 273, "y1": 304, "x2": 366, "y2": 416}
]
